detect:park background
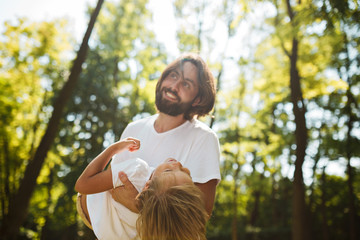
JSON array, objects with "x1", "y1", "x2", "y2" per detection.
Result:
[{"x1": 0, "y1": 0, "x2": 359, "y2": 239}]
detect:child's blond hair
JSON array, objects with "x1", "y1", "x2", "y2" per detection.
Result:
[{"x1": 136, "y1": 175, "x2": 208, "y2": 240}]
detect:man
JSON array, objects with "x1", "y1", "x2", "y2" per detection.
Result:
[{"x1": 111, "y1": 53, "x2": 220, "y2": 215}]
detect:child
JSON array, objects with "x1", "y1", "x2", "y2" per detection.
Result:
[{"x1": 75, "y1": 137, "x2": 208, "y2": 240}]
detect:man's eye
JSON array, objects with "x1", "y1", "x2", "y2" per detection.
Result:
[
  {"x1": 182, "y1": 82, "x2": 190, "y2": 88},
  {"x1": 171, "y1": 73, "x2": 178, "y2": 79},
  {"x1": 164, "y1": 169, "x2": 172, "y2": 172}
]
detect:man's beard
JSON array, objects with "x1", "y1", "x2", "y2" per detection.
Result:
[{"x1": 155, "y1": 88, "x2": 193, "y2": 117}]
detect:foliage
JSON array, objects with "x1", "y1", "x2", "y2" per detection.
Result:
[
  {"x1": 0, "y1": 18, "x2": 73, "y2": 237},
  {"x1": 0, "y1": 0, "x2": 359, "y2": 239},
  {"x1": 33, "y1": 0, "x2": 167, "y2": 238}
]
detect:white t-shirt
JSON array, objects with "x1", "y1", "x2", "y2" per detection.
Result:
[
  {"x1": 86, "y1": 158, "x2": 153, "y2": 240},
  {"x1": 114, "y1": 114, "x2": 221, "y2": 184}
]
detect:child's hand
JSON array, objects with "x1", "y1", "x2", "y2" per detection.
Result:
[
  {"x1": 111, "y1": 137, "x2": 140, "y2": 153},
  {"x1": 122, "y1": 137, "x2": 140, "y2": 152}
]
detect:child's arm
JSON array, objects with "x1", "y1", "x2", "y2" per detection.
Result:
[{"x1": 75, "y1": 137, "x2": 140, "y2": 194}]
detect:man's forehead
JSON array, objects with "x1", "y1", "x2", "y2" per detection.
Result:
[{"x1": 178, "y1": 62, "x2": 199, "y2": 80}]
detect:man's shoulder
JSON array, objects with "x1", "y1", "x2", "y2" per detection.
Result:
[
  {"x1": 188, "y1": 118, "x2": 217, "y2": 136},
  {"x1": 121, "y1": 114, "x2": 156, "y2": 137}
]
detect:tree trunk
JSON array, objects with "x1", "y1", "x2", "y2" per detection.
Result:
[
  {"x1": 250, "y1": 190, "x2": 260, "y2": 227},
  {"x1": 231, "y1": 83, "x2": 246, "y2": 240},
  {"x1": 345, "y1": 100, "x2": 357, "y2": 240},
  {"x1": 249, "y1": 160, "x2": 262, "y2": 230},
  {"x1": 282, "y1": 1, "x2": 310, "y2": 239},
  {"x1": 0, "y1": 0, "x2": 104, "y2": 238},
  {"x1": 320, "y1": 167, "x2": 329, "y2": 240},
  {"x1": 209, "y1": 65, "x2": 222, "y2": 129},
  {"x1": 289, "y1": 36, "x2": 310, "y2": 240},
  {"x1": 232, "y1": 165, "x2": 240, "y2": 240},
  {"x1": 270, "y1": 175, "x2": 280, "y2": 227},
  {"x1": 343, "y1": 32, "x2": 358, "y2": 240},
  {"x1": 1, "y1": 134, "x2": 10, "y2": 218},
  {"x1": 40, "y1": 167, "x2": 54, "y2": 240},
  {"x1": 346, "y1": 156, "x2": 357, "y2": 240}
]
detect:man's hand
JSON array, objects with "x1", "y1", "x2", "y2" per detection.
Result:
[{"x1": 110, "y1": 171, "x2": 139, "y2": 213}]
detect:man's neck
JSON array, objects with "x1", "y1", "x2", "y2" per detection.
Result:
[{"x1": 154, "y1": 113, "x2": 188, "y2": 133}]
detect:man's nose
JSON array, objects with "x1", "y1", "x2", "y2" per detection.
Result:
[{"x1": 170, "y1": 78, "x2": 182, "y2": 91}]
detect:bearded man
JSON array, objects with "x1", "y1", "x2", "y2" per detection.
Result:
[{"x1": 111, "y1": 53, "x2": 221, "y2": 216}]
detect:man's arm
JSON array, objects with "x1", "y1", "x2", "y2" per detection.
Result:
[
  {"x1": 110, "y1": 172, "x2": 139, "y2": 213},
  {"x1": 195, "y1": 179, "x2": 218, "y2": 216}
]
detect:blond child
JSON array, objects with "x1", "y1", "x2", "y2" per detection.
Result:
[{"x1": 75, "y1": 137, "x2": 208, "y2": 240}]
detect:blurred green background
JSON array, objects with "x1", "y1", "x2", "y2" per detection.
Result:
[{"x1": 0, "y1": 0, "x2": 359, "y2": 239}]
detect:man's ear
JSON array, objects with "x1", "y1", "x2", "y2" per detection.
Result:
[{"x1": 192, "y1": 96, "x2": 201, "y2": 107}]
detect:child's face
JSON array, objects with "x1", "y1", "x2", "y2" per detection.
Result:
[{"x1": 152, "y1": 158, "x2": 192, "y2": 185}]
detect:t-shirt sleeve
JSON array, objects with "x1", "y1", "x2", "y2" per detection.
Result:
[
  {"x1": 185, "y1": 131, "x2": 221, "y2": 184},
  {"x1": 119, "y1": 124, "x2": 131, "y2": 139},
  {"x1": 110, "y1": 158, "x2": 152, "y2": 193}
]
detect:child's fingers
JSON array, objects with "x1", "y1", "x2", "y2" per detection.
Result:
[
  {"x1": 127, "y1": 138, "x2": 140, "y2": 152},
  {"x1": 130, "y1": 140, "x2": 140, "y2": 148},
  {"x1": 126, "y1": 137, "x2": 140, "y2": 145}
]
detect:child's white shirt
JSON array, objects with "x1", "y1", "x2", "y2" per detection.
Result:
[{"x1": 86, "y1": 157, "x2": 153, "y2": 240}]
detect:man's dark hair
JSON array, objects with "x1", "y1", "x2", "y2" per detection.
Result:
[{"x1": 155, "y1": 53, "x2": 216, "y2": 120}]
